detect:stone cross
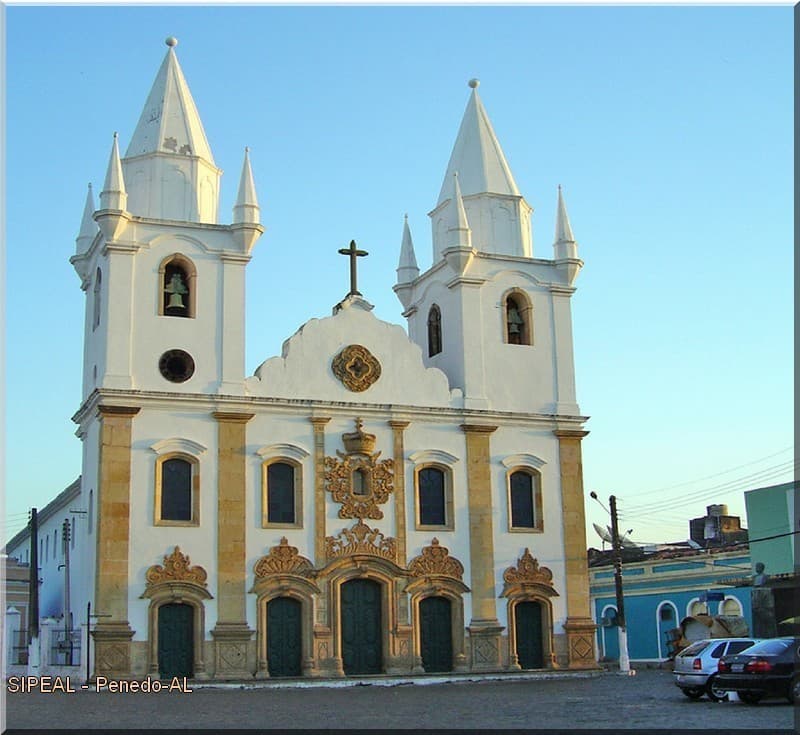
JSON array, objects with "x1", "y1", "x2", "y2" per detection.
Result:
[{"x1": 338, "y1": 240, "x2": 368, "y2": 296}]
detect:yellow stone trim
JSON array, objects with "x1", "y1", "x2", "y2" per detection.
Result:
[
  {"x1": 214, "y1": 411, "x2": 254, "y2": 624},
  {"x1": 388, "y1": 421, "x2": 409, "y2": 565},
  {"x1": 460, "y1": 423, "x2": 499, "y2": 625},
  {"x1": 153, "y1": 452, "x2": 200, "y2": 527},
  {"x1": 310, "y1": 417, "x2": 331, "y2": 567},
  {"x1": 505, "y1": 466, "x2": 543, "y2": 533},
  {"x1": 261, "y1": 457, "x2": 304, "y2": 529}
]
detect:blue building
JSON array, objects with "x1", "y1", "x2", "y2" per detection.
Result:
[{"x1": 589, "y1": 546, "x2": 752, "y2": 664}]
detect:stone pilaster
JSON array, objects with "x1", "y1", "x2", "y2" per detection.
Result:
[
  {"x1": 93, "y1": 405, "x2": 139, "y2": 679},
  {"x1": 310, "y1": 417, "x2": 331, "y2": 568},
  {"x1": 211, "y1": 411, "x2": 255, "y2": 679},
  {"x1": 461, "y1": 423, "x2": 503, "y2": 670},
  {"x1": 554, "y1": 429, "x2": 598, "y2": 669},
  {"x1": 388, "y1": 420, "x2": 410, "y2": 565}
]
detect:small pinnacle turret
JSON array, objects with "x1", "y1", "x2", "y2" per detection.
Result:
[
  {"x1": 100, "y1": 133, "x2": 127, "y2": 212},
  {"x1": 396, "y1": 214, "x2": 419, "y2": 285},
  {"x1": 553, "y1": 185, "x2": 582, "y2": 286},
  {"x1": 446, "y1": 173, "x2": 472, "y2": 250},
  {"x1": 75, "y1": 183, "x2": 97, "y2": 255},
  {"x1": 233, "y1": 147, "x2": 260, "y2": 225},
  {"x1": 554, "y1": 185, "x2": 576, "y2": 246}
]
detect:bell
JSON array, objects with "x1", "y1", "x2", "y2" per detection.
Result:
[{"x1": 167, "y1": 293, "x2": 186, "y2": 309}]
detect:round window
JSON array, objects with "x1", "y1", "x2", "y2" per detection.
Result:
[{"x1": 158, "y1": 349, "x2": 195, "y2": 383}]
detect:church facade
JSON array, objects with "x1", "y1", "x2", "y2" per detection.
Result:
[{"x1": 57, "y1": 39, "x2": 596, "y2": 680}]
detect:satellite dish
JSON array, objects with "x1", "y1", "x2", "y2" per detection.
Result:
[
  {"x1": 687, "y1": 539, "x2": 702, "y2": 550},
  {"x1": 593, "y1": 523, "x2": 613, "y2": 543}
]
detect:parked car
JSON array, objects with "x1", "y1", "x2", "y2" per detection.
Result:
[
  {"x1": 673, "y1": 637, "x2": 762, "y2": 701},
  {"x1": 716, "y1": 637, "x2": 799, "y2": 705}
]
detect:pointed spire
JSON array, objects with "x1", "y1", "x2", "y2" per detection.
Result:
[
  {"x1": 100, "y1": 133, "x2": 127, "y2": 211},
  {"x1": 233, "y1": 147, "x2": 260, "y2": 225},
  {"x1": 75, "y1": 183, "x2": 97, "y2": 254},
  {"x1": 554, "y1": 184, "x2": 576, "y2": 244},
  {"x1": 445, "y1": 172, "x2": 472, "y2": 249},
  {"x1": 396, "y1": 214, "x2": 420, "y2": 285},
  {"x1": 125, "y1": 37, "x2": 214, "y2": 163},
  {"x1": 437, "y1": 80, "x2": 519, "y2": 205}
]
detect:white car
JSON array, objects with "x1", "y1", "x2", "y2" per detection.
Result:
[{"x1": 673, "y1": 637, "x2": 763, "y2": 701}]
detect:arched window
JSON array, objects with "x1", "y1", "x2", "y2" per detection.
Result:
[
  {"x1": 508, "y1": 469, "x2": 543, "y2": 531},
  {"x1": 155, "y1": 455, "x2": 199, "y2": 525},
  {"x1": 352, "y1": 468, "x2": 369, "y2": 496},
  {"x1": 719, "y1": 597, "x2": 742, "y2": 616},
  {"x1": 416, "y1": 465, "x2": 453, "y2": 529},
  {"x1": 159, "y1": 254, "x2": 197, "y2": 318},
  {"x1": 262, "y1": 459, "x2": 303, "y2": 528},
  {"x1": 93, "y1": 268, "x2": 102, "y2": 330},
  {"x1": 88, "y1": 490, "x2": 93, "y2": 534},
  {"x1": 427, "y1": 305, "x2": 442, "y2": 357},
  {"x1": 503, "y1": 290, "x2": 533, "y2": 346}
]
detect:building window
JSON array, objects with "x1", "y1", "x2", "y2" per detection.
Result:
[
  {"x1": 720, "y1": 597, "x2": 742, "y2": 616},
  {"x1": 155, "y1": 455, "x2": 199, "y2": 526},
  {"x1": 427, "y1": 305, "x2": 442, "y2": 357},
  {"x1": 93, "y1": 268, "x2": 102, "y2": 330},
  {"x1": 262, "y1": 459, "x2": 303, "y2": 528},
  {"x1": 159, "y1": 254, "x2": 197, "y2": 318},
  {"x1": 503, "y1": 290, "x2": 533, "y2": 346},
  {"x1": 45, "y1": 535, "x2": 49, "y2": 561},
  {"x1": 507, "y1": 469, "x2": 543, "y2": 531},
  {"x1": 88, "y1": 490, "x2": 93, "y2": 534},
  {"x1": 416, "y1": 465, "x2": 454, "y2": 530}
]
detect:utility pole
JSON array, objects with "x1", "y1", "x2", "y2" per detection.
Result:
[
  {"x1": 62, "y1": 518, "x2": 72, "y2": 664},
  {"x1": 27, "y1": 508, "x2": 40, "y2": 671},
  {"x1": 609, "y1": 495, "x2": 632, "y2": 674}
]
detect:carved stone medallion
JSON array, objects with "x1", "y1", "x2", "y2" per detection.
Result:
[
  {"x1": 408, "y1": 538, "x2": 464, "y2": 581},
  {"x1": 332, "y1": 344, "x2": 381, "y2": 392},
  {"x1": 254, "y1": 537, "x2": 315, "y2": 578},
  {"x1": 145, "y1": 546, "x2": 208, "y2": 588},
  {"x1": 502, "y1": 548, "x2": 553, "y2": 586}
]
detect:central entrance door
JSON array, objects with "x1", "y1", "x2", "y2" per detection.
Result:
[
  {"x1": 267, "y1": 597, "x2": 302, "y2": 677},
  {"x1": 341, "y1": 578, "x2": 382, "y2": 675},
  {"x1": 420, "y1": 596, "x2": 453, "y2": 672},
  {"x1": 514, "y1": 601, "x2": 544, "y2": 669},
  {"x1": 158, "y1": 603, "x2": 194, "y2": 679}
]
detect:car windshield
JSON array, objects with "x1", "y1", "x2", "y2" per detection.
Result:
[
  {"x1": 740, "y1": 639, "x2": 791, "y2": 656},
  {"x1": 678, "y1": 641, "x2": 710, "y2": 656}
]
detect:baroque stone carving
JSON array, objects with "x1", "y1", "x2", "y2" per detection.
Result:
[
  {"x1": 145, "y1": 546, "x2": 208, "y2": 588},
  {"x1": 332, "y1": 344, "x2": 382, "y2": 392},
  {"x1": 342, "y1": 418, "x2": 376, "y2": 455},
  {"x1": 408, "y1": 538, "x2": 464, "y2": 581},
  {"x1": 503, "y1": 549, "x2": 553, "y2": 587},
  {"x1": 325, "y1": 520, "x2": 397, "y2": 562},
  {"x1": 253, "y1": 538, "x2": 315, "y2": 578},
  {"x1": 324, "y1": 443, "x2": 394, "y2": 520}
]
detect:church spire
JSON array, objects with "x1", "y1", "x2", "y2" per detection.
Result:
[
  {"x1": 75, "y1": 183, "x2": 97, "y2": 254},
  {"x1": 436, "y1": 79, "x2": 519, "y2": 205},
  {"x1": 100, "y1": 133, "x2": 127, "y2": 211},
  {"x1": 125, "y1": 37, "x2": 214, "y2": 164},
  {"x1": 121, "y1": 38, "x2": 221, "y2": 223},
  {"x1": 554, "y1": 185, "x2": 575, "y2": 245},
  {"x1": 445, "y1": 172, "x2": 472, "y2": 249},
  {"x1": 233, "y1": 147, "x2": 260, "y2": 225},
  {"x1": 396, "y1": 214, "x2": 419, "y2": 285}
]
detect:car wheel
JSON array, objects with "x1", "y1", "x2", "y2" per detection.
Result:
[
  {"x1": 705, "y1": 674, "x2": 728, "y2": 702},
  {"x1": 681, "y1": 687, "x2": 704, "y2": 700},
  {"x1": 788, "y1": 675, "x2": 800, "y2": 704},
  {"x1": 739, "y1": 691, "x2": 763, "y2": 705}
]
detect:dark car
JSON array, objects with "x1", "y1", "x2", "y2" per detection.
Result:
[{"x1": 716, "y1": 637, "x2": 799, "y2": 704}]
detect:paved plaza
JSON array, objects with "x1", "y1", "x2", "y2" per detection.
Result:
[{"x1": 3, "y1": 669, "x2": 797, "y2": 731}]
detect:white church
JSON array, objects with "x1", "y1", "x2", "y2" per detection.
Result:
[{"x1": 7, "y1": 38, "x2": 597, "y2": 680}]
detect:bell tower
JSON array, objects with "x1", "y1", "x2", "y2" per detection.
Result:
[
  {"x1": 395, "y1": 80, "x2": 583, "y2": 415},
  {"x1": 70, "y1": 38, "x2": 264, "y2": 400}
]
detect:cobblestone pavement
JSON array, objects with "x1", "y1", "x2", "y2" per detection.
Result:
[{"x1": 4, "y1": 669, "x2": 797, "y2": 731}]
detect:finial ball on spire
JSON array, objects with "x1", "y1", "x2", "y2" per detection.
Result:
[
  {"x1": 468, "y1": 78, "x2": 480, "y2": 89},
  {"x1": 166, "y1": 36, "x2": 178, "y2": 47}
]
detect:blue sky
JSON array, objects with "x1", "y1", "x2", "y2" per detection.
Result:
[{"x1": 3, "y1": 5, "x2": 794, "y2": 547}]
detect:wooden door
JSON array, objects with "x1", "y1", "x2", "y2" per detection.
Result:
[
  {"x1": 341, "y1": 579, "x2": 382, "y2": 675},
  {"x1": 420, "y1": 596, "x2": 453, "y2": 672},
  {"x1": 158, "y1": 603, "x2": 194, "y2": 679},
  {"x1": 515, "y1": 601, "x2": 544, "y2": 669},
  {"x1": 267, "y1": 597, "x2": 302, "y2": 677}
]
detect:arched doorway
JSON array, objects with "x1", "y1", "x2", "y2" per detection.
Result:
[
  {"x1": 267, "y1": 597, "x2": 302, "y2": 677},
  {"x1": 158, "y1": 603, "x2": 194, "y2": 678},
  {"x1": 420, "y1": 596, "x2": 453, "y2": 672},
  {"x1": 341, "y1": 579, "x2": 382, "y2": 675},
  {"x1": 657, "y1": 602, "x2": 678, "y2": 659},
  {"x1": 601, "y1": 605, "x2": 619, "y2": 661},
  {"x1": 514, "y1": 601, "x2": 544, "y2": 669}
]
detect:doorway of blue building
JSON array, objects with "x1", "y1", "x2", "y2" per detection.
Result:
[
  {"x1": 341, "y1": 579, "x2": 382, "y2": 675},
  {"x1": 158, "y1": 603, "x2": 193, "y2": 679},
  {"x1": 267, "y1": 596, "x2": 302, "y2": 677},
  {"x1": 514, "y1": 601, "x2": 544, "y2": 669}
]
